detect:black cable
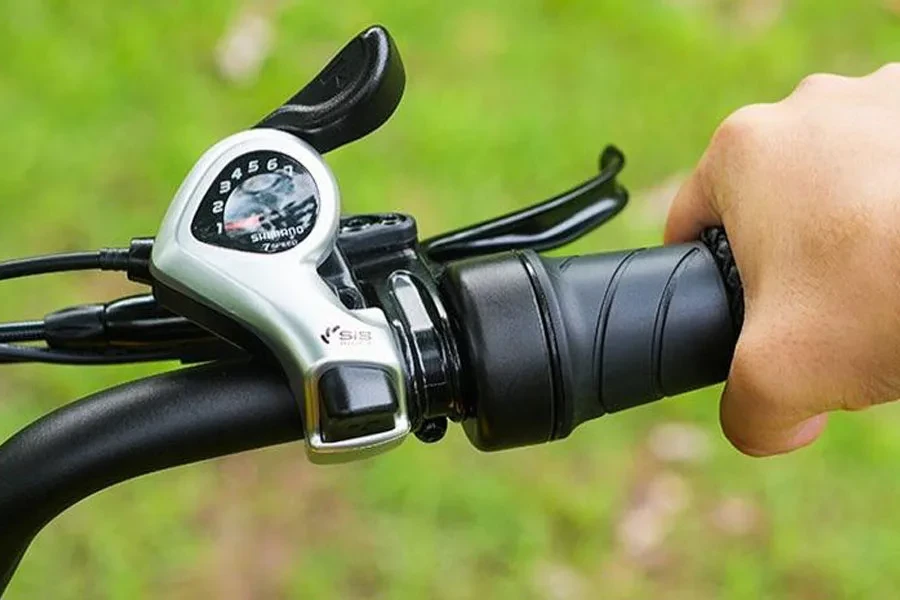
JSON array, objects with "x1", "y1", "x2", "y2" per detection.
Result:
[
  {"x1": 0, "y1": 250, "x2": 129, "y2": 347},
  {"x1": 0, "y1": 344, "x2": 177, "y2": 365},
  {"x1": 0, "y1": 242, "x2": 165, "y2": 363},
  {"x1": 0, "y1": 249, "x2": 131, "y2": 281},
  {"x1": 0, "y1": 321, "x2": 45, "y2": 343},
  {"x1": 0, "y1": 252, "x2": 98, "y2": 280}
]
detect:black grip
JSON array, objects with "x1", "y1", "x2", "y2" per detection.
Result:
[
  {"x1": 539, "y1": 243, "x2": 738, "y2": 417},
  {"x1": 0, "y1": 361, "x2": 301, "y2": 596},
  {"x1": 443, "y1": 239, "x2": 740, "y2": 451}
]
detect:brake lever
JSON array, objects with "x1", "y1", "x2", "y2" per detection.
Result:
[{"x1": 422, "y1": 146, "x2": 627, "y2": 262}]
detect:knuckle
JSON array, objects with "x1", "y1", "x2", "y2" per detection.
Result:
[
  {"x1": 872, "y1": 62, "x2": 900, "y2": 79},
  {"x1": 793, "y1": 72, "x2": 846, "y2": 95},
  {"x1": 708, "y1": 104, "x2": 774, "y2": 163}
]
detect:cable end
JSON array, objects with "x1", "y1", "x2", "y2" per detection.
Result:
[{"x1": 124, "y1": 238, "x2": 155, "y2": 285}]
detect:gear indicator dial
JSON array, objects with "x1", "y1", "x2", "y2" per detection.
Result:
[{"x1": 191, "y1": 150, "x2": 320, "y2": 254}]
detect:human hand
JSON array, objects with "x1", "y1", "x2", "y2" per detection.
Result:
[{"x1": 666, "y1": 64, "x2": 900, "y2": 456}]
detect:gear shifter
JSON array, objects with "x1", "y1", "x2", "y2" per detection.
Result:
[
  {"x1": 255, "y1": 25, "x2": 405, "y2": 154},
  {"x1": 151, "y1": 26, "x2": 410, "y2": 464}
]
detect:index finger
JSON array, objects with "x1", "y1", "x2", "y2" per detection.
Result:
[{"x1": 664, "y1": 164, "x2": 723, "y2": 244}]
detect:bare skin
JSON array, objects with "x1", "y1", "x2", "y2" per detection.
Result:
[{"x1": 665, "y1": 64, "x2": 900, "y2": 457}]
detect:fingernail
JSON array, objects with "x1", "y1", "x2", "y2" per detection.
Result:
[{"x1": 790, "y1": 414, "x2": 828, "y2": 449}]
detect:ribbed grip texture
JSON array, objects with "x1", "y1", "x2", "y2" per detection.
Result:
[
  {"x1": 701, "y1": 227, "x2": 744, "y2": 329},
  {"x1": 535, "y1": 241, "x2": 738, "y2": 427},
  {"x1": 447, "y1": 239, "x2": 743, "y2": 451}
]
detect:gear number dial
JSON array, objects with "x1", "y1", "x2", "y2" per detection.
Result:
[{"x1": 191, "y1": 151, "x2": 320, "y2": 254}]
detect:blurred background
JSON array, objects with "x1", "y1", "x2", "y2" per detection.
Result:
[{"x1": 0, "y1": 1, "x2": 899, "y2": 598}]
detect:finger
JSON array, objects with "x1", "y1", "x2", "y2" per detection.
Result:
[
  {"x1": 664, "y1": 165, "x2": 723, "y2": 244},
  {"x1": 666, "y1": 103, "x2": 783, "y2": 244},
  {"x1": 719, "y1": 338, "x2": 830, "y2": 456},
  {"x1": 721, "y1": 385, "x2": 829, "y2": 457}
]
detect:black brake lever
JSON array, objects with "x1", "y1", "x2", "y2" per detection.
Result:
[
  {"x1": 422, "y1": 146, "x2": 628, "y2": 263},
  {"x1": 255, "y1": 25, "x2": 405, "y2": 154}
]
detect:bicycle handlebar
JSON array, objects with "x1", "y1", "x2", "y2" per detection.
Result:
[
  {"x1": 0, "y1": 360, "x2": 301, "y2": 594},
  {"x1": 0, "y1": 23, "x2": 749, "y2": 595},
  {"x1": 0, "y1": 233, "x2": 741, "y2": 595}
]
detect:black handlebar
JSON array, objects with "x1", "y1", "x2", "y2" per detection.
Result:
[
  {"x1": 0, "y1": 236, "x2": 740, "y2": 595},
  {"x1": 0, "y1": 22, "x2": 747, "y2": 595},
  {"x1": 0, "y1": 360, "x2": 302, "y2": 595}
]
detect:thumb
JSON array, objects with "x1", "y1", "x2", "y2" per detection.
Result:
[{"x1": 719, "y1": 336, "x2": 829, "y2": 456}]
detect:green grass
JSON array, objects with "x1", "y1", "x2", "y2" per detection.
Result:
[{"x1": 1, "y1": 1, "x2": 899, "y2": 598}]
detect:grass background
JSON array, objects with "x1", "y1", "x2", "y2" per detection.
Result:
[{"x1": 1, "y1": 1, "x2": 899, "y2": 598}]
